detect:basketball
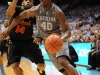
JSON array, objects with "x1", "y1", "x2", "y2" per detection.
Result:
[{"x1": 44, "y1": 34, "x2": 63, "y2": 53}]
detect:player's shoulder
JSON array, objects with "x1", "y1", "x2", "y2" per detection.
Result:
[
  {"x1": 55, "y1": 8, "x2": 64, "y2": 16},
  {"x1": 53, "y1": 3, "x2": 63, "y2": 14},
  {"x1": 30, "y1": 5, "x2": 39, "y2": 11}
]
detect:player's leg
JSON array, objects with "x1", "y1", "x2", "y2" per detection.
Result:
[
  {"x1": 11, "y1": 62, "x2": 23, "y2": 75},
  {"x1": 24, "y1": 42, "x2": 46, "y2": 75},
  {"x1": 7, "y1": 43, "x2": 23, "y2": 75},
  {"x1": 57, "y1": 56, "x2": 78, "y2": 75},
  {"x1": 46, "y1": 51, "x2": 68, "y2": 75},
  {"x1": 0, "y1": 44, "x2": 6, "y2": 75},
  {"x1": 56, "y1": 41, "x2": 79, "y2": 75},
  {"x1": 0, "y1": 54, "x2": 6, "y2": 75}
]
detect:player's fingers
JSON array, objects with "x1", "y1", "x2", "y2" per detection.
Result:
[
  {"x1": 33, "y1": 39, "x2": 35, "y2": 43},
  {"x1": 0, "y1": 34, "x2": 5, "y2": 40},
  {"x1": 2, "y1": 33, "x2": 6, "y2": 37},
  {"x1": 51, "y1": 33, "x2": 60, "y2": 37},
  {"x1": 33, "y1": 39, "x2": 38, "y2": 43}
]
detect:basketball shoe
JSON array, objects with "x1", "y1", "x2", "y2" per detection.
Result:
[{"x1": 37, "y1": 68, "x2": 46, "y2": 75}]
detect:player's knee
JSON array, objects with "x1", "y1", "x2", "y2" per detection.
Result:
[
  {"x1": 58, "y1": 57, "x2": 69, "y2": 66},
  {"x1": 62, "y1": 70, "x2": 68, "y2": 75},
  {"x1": 59, "y1": 68, "x2": 65, "y2": 73},
  {"x1": 37, "y1": 63, "x2": 45, "y2": 70},
  {"x1": 11, "y1": 62, "x2": 20, "y2": 69}
]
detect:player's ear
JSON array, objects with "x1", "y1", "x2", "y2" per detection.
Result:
[
  {"x1": 22, "y1": 1, "x2": 24, "y2": 6},
  {"x1": 22, "y1": 3, "x2": 23, "y2": 6},
  {"x1": 22, "y1": 0, "x2": 24, "y2": 5}
]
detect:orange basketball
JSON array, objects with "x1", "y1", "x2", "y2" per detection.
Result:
[{"x1": 44, "y1": 34, "x2": 63, "y2": 53}]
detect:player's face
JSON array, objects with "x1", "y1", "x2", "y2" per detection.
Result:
[
  {"x1": 40, "y1": 0, "x2": 51, "y2": 7},
  {"x1": 22, "y1": 0, "x2": 33, "y2": 9},
  {"x1": 4, "y1": 20, "x2": 9, "y2": 27}
]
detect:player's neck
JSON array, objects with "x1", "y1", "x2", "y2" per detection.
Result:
[{"x1": 43, "y1": 2, "x2": 52, "y2": 11}]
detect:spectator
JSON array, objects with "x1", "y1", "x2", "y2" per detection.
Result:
[{"x1": 87, "y1": 33, "x2": 97, "y2": 70}]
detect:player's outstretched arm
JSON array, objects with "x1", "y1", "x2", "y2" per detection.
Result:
[
  {"x1": 1, "y1": 6, "x2": 37, "y2": 39},
  {"x1": 7, "y1": 6, "x2": 37, "y2": 33},
  {"x1": 6, "y1": 0, "x2": 18, "y2": 18}
]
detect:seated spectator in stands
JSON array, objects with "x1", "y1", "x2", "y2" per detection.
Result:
[
  {"x1": 85, "y1": 36, "x2": 90, "y2": 42},
  {"x1": 87, "y1": 33, "x2": 97, "y2": 70},
  {"x1": 80, "y1": 35, "x2": 86, "y2": 42},
  {"x1": 76, "y1": 35, "x2": 82, "y2": 42},
  {"x1": 94, "y1": 33, "x2": 100, "y2": 71},
  {"x1": 95, "y1": 52, "x2": 100, "y2": 71}
]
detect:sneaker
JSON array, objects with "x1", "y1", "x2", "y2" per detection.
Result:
[{"x1": 37, "y1": 68, "x2": 46, "y2": 75}]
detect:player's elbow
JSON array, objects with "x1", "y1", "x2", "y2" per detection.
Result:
[
  {"x1": 6, "y1": 11, "x2": 15, "y2": 18},
  {"x1": 19, "y1": 11, "x2": 29, "y2": 19},
  {"x1": 6, "y1": 13, "x2": 12, "y2": 18},
  {"x1": 6, "y1": 10, "x2": 15, "y2": 18}
]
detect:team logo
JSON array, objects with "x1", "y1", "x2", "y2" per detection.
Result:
[{"x1": 52, "y1": 12, "x2": 55, "y2": 14}]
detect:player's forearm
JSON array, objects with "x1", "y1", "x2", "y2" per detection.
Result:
[
  {"x1": 7, "y1": 16, "x2": 22, "y2": 33},
  {"x1": 61, "y1": 30, "x2": 71, "y2": 41},
  {"x1": 6, "y1": 0, "x2": 18, "y2": 18},
  {"x1": 8, "y1": 10, "x2": 30, "y2": 32}
]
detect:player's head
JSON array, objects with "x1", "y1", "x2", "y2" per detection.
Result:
[
  {"x1": 22, "y1": 0, "x2": 34, "y2": 9},
  {"x1": 3, "y1": 19, "x2": 9, "y2": 27},
  {"x1": 39, "y1": 0, "x2": 52, "y2": 7}
]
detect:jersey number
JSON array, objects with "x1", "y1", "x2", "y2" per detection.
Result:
[
  {"x1": 15, "y1": 25, "x2": 25, "y2": 34},
  {"x1": 41, "y1": 22, "x2": 52, "y2": 30}
]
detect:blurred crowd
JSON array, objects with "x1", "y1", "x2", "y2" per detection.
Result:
[
  {"x1": 58, "y1": 4, "x2": 100, "y2": 42},
  {"x1": 0, "y1": 4, "x2": 7, "y2": 24},
  {"x1": 0, "y1": 4, "x2": 100, "y2": 41}
]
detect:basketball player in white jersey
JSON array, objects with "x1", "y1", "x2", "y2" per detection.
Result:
[
  {"x1": 1, "y1": 0, "x2": 81, "y2": 75},
  {"x1": 0, "y1": 19, "x2": 9, "y2": 75}
]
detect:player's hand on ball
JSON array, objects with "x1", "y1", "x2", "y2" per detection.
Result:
[
  {"x1": 44, "y1": 34, "x2": 63, "y2": 53},
  {"x1": 50, "y1": 33, "x2": 60, "y2": 36}
]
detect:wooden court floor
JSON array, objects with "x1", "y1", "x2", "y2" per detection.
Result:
[{"x1": 3, "y1": 56, "x2": 39, "y2": 75}]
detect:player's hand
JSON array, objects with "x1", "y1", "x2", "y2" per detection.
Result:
[
  {"x1": 50, "y1": 33, "x2": 63, "y2": 42},
  {"x1": 0, "y1": 30, "x2": 10, "y2": 40},
  {"x1": 51, "y1": 33, "x2": 59, "y2": 35},
  {"x1": 50, "y1": 33, "x2": 61, "y2": 38},
  {"x1": 51, "y1": 33, "x2": 64, "y2": 42},
  {"x1": 33, "y1": 37, "x2": 43, "y2": 45}
]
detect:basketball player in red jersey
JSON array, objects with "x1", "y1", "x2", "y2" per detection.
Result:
[
  {"x1": 1, "y1": 0, "x2": 81, "y2": 75},
  {"x1": 1, "y1": 0, "x2": 46, "y2": 75}
]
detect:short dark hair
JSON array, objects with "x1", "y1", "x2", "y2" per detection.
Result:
[
  {"x1": 90, "y1": 33, "x2": 95, "y2": 36},
  {"x1": 22, "y1": 0, "x2": 34, "y2": 3},
  {"x1": 90, "y1": 33, "x2": 96, "y2": 38}
]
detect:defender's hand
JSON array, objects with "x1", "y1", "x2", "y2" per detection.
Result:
[
  {"x1": 0, "y1": 30, "x2": 10, "y2": 40},
  {"x1": 33, "y1": 37, "x2": 43, "y2": 45}
]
